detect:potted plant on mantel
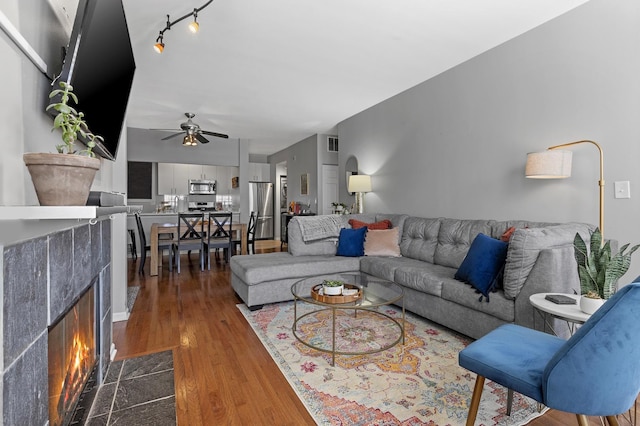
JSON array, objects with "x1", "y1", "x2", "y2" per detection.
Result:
[
  {"x1": 573, "y1": 228, "x2": 639, "y2": 314},
  {"x1": 23, "y1": 81, "x2": 103, "y2": 206}
]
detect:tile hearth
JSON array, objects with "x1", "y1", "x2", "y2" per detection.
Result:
[{"x1": 85, "y1": 350, "x2": 176, "y2": 425}]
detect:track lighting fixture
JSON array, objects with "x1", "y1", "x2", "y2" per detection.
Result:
[{"x1": 153, "y1": 0, "x2": 213, "y2": 53}]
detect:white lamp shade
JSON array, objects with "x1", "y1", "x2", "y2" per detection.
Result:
[
  {"x1": 525, "y1": 150, "x2": 572, "y2": 179},
  {"x1": 348, "y1": 175, "x2": 372, "y2": 193}
]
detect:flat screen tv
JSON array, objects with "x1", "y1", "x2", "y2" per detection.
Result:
[{"x1": 51, "y1": 0, "x2": 136, "y2": 161}]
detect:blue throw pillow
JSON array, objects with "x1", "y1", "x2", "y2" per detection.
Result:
[
  {"x1": 336, "y1": 227, "x2": 367, "y2": 257},
  {"x1": 454, "y1": 233, "x2": 509, "y2": 301}
]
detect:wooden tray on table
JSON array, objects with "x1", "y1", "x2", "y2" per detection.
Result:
[{"x1": 311, "y1": 283, "x2": 362, "y2": 304}]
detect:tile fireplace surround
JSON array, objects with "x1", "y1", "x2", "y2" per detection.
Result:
[{"x1": 1, "y1": 218, "x2": 113, "y2": 425}]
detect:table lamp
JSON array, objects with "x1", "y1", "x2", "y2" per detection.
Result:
[{"x1": 348, "y1": 175, "x2": 372, "y2": 214}]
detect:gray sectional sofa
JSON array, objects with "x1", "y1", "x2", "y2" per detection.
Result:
[{"x1": 230, "y1": 213, "x2": 594, "y2": 339}]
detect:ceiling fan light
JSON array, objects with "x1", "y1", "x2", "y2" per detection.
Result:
[
  {"x1": 153, "y1": 42, "x2": 164, "y2": 53},
  {"x1": 183, "y1": 134, "x2": 197, "y2": 146}
]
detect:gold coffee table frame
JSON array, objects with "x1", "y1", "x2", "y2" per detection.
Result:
[{"x1": 291, "y1": 273, "x2": 405, "y2": 366}]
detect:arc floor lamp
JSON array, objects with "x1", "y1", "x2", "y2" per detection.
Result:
[{"x1": 525, "y1": 139, "x2": 604, "y2": 239}]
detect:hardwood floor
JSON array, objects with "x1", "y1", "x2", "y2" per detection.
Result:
[{"x1": 113, "y1": 241, "x2": 632, "y2": 425}]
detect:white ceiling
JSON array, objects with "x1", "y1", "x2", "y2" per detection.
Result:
[{"x1": 121, "y1": 0, "x2": 589, "y2": 156}]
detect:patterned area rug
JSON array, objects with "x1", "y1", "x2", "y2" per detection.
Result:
[
  {"x1": 238, "y1": 302, "x2": 547, "y2": 426},
  {"x1": 127, "y1": 285, "x2": 140, "y2": 312}
]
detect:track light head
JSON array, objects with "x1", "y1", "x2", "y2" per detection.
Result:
[
  {"x1": 154, "y1": 33, "x2": 164, "y2": 53},
  {"x1": 189, "y1": 10, "x2": 199, "y2": 33}
]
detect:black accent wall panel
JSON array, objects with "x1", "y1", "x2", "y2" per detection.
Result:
[{"x1": 128, "y1": 161, "x2": 152, "y2": 199}]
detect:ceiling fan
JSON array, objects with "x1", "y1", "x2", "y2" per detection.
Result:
[{"x1": 157, "y1": 113, "x2": 229, "y2": 146}]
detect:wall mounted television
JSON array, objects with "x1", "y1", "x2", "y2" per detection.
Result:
[{"x1": 50, "y1": 0, "x2": 136, "y2": 161}]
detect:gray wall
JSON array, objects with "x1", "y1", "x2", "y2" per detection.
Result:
[
  {"x1": 338, "y1": 0, "x2": 640, "y2": 281},
  {"x1": 269, "y1": 133, "x2": 338, "y2": 215},
  {"x1": 1, "y1": 1, "x2": 125, "y2": 206},
  {"x1": 270, "y1": 134, "x2": 319, "y2": 212},
  {"x1": 1, "y1": 0, "x2": 130, "y2": 319}
]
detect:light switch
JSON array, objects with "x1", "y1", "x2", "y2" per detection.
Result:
[{"x1": 614, "y1": 181, "x2": 631, "y2": 199}]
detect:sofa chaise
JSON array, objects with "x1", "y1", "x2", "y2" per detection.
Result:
[{"x1": 230, "y1": 213, "x2": 594, "y2": 339}]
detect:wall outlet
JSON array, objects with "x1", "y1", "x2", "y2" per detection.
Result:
[{"x1": 614, "y1": 181, "x2": 631, "y2": 199}]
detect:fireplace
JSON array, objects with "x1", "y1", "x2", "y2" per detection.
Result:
[
  {"x1": 48, "y1": 283, "x2": 98, "y2": 426},
  {"x1": 0, "y1": 219, "x2": 113, "y2": 425}
]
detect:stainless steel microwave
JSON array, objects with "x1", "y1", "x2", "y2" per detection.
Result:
[{"x1": 189, "y1": 179, "x2": 216, "y2": 195}]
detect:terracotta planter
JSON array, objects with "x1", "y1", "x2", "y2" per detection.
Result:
[{"x1": 23, "y1": 153, "x2": 100, "y2": 206}]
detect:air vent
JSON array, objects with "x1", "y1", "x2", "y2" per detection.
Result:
[{"x1": 327, "y1": 136, "x2": 338, "y2": 152}]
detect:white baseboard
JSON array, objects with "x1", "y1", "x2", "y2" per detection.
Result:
[
  {"x1": 112, "y1": 310, "x2": 130, "y2": 323},
  {"x1": 110, "y1": 343, "x2": 117, "y2": 361}
]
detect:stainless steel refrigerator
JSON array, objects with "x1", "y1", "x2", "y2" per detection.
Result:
[{"x1": 248, "y1": 181, "x2": 274, "y2": 239}]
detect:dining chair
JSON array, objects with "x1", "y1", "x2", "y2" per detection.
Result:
[
  {"x1": 127, "y1": 228, "x2": 137, "y2": 260},
  {"x1": 207, "y1": 212, "x2": 233, "y2": 268},
  {"x1": 173, "y1": 212, "x2": 208, "y2": 273},
  {"x1": 134, "y1": 212, "x2": 173, "y2": 274},
  {"x1": 233, "y1": 211, "x2": 256, "y2": 255},
  {"x1": 458, "y1": 281, "x2": 640, "y2": 426},
  {"x1": 246, "y1": 211, "x2": 257, "y2": 255}
]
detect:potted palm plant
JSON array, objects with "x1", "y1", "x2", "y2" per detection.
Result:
[
  {"x1": 23, "y1": 81, "x2": 103, "y2": 206},
  {"x1": 573, "y1": 228, "x2": 639, "y2": 314}
]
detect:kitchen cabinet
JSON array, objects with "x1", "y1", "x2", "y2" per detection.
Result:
[
  {"x1": 157, "y1": 163, "x2": 175, "y2": 195},
  {"x1": 157, "y1": 163, "x2": 192, "y2": 195},
  {"x1": 190, "y1": 165, "x2": 217, "y2": 181},
  {"x1": 249, "y1": 162, "x2": 270, "y2": 181},
  {"x1": 158, "y1": 163, "x2": 216, "y2": 195},
  {"x1": 158, "y1": 163, "x2": 240, "y2": 195},
  {"x1": 173, "y1": 164, "x2": 192, "y2": 194}
]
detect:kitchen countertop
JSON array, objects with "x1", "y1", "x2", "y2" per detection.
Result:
[{"x1": 132, "y1": 211, "x2": 240, "y2": 216}]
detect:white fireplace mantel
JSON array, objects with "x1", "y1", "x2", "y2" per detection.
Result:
[
  {"x1": 0, "y1": 206, "x2": 142, "y2": 247},
  {"x1": 0, "y1": 205, "x2": 141, "y2": 220}
]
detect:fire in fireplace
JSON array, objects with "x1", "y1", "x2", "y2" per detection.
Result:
[{"x1": 48, "y1": 285, "x2": 97, "y2": 426}]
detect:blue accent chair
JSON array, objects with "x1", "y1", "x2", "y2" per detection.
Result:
[{"x1": 459, "y1": 282, "x2": 640, "y2": 426}]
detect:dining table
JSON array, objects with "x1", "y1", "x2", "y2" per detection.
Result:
[{"x1": 150, "y1": 220, "x2": 247, "y2": 276}]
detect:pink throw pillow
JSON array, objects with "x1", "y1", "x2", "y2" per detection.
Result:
[{"x1": 364, "y1": 228, "x2": 401, "y2": 257}]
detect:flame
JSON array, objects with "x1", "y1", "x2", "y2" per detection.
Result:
[
  {"x1": 49, "y1": 287, "x2": 96, "y2": 426},
  {"x1": 54, "y1": 308, "x2": 93, "y2": 424},
  {"x1": 71, "y1": 332, "x2": 90, "y2": 377},
  {"x1": 61, "y1": 329, "x2": 91, "y2": 408}
]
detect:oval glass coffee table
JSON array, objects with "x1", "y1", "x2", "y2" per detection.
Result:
[{"x1": 291, "y1": 273, "x2": 404, "y2": 366}]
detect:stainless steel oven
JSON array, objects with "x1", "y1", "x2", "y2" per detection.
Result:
[{"x1": 188, "y1": 179, "x2": 216, "y2": 195}]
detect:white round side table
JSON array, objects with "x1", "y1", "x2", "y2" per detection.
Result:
[{"x1": 529, "y1": 293, "x2": 591, "y2": 336}]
